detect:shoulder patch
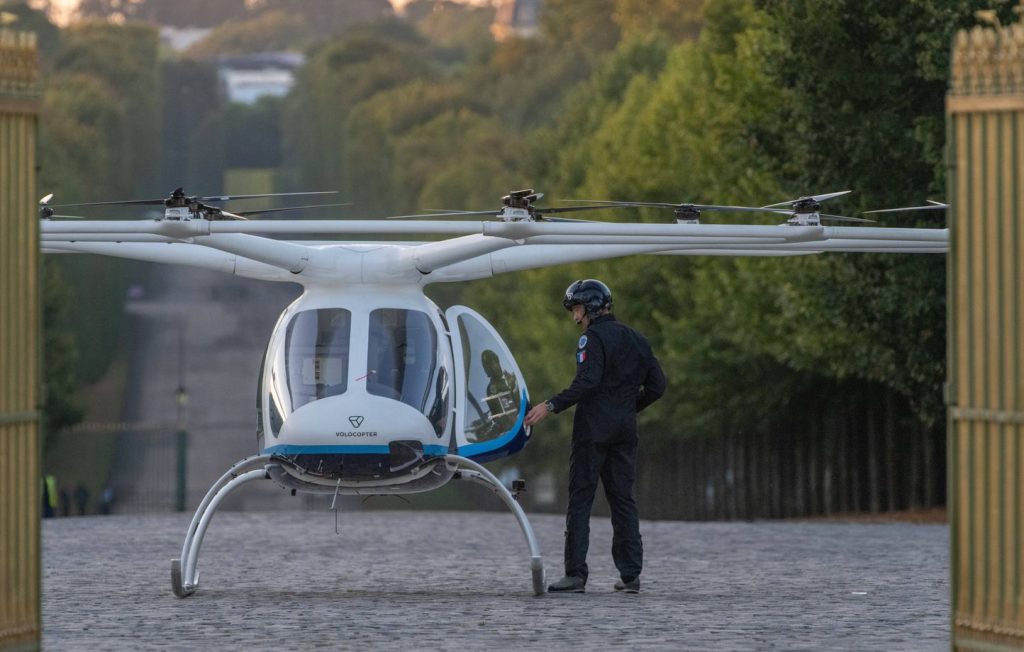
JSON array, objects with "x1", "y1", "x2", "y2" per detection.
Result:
[{"x1": 577, "y1": 335, "x2": 588, "y2": 349}]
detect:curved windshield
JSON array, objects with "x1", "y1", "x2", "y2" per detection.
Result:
[
  {"x1": 458, "y1": 314, "x2": 522, "y2": 442},
  {"x1": 367, "y1": 309, "x2": 447, "y2": 435},
  {"x1": 267, "y1": 309, "x2": 351, "y2": 432}
]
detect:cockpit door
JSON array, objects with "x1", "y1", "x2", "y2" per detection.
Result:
[{"x1": 446, "y1": 306, "x2": 531, "y2": 463}]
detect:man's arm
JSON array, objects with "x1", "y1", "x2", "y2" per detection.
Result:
[
  {"x1": 548, "y1": 332, "x2": 606, "y2": 413},
  {"x1": 525, "y1": 334, "x2": 606, "y2": 428},
  {"x1": 636, "y1": 355, "x2": 666, "y2": 413}
]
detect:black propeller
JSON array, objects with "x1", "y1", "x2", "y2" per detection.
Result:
[
  {"x1": 232, "y1": 203, "x2": 353, "y2": 218},
  {"x1": 38, "y1": 193, "x2": 88, "y2": 220},
  {"x1": 42, "y1": 188, "x2": 343, "y2": 221},
  {"x1": 863, "y1": 200, "x2": 947, "y2": 215},
  {"x1": 560, "y1": 191, "x2": 874, "y2": 224},
  {"x1": 385, "y1": 188, "x2": 614, "y2": 221},
  {"x1": 760, "y1": 190, "x2": 874, "y2": 224},
  {"x1": 47, "y1": 188, "x2": 339, "y2": 210}
]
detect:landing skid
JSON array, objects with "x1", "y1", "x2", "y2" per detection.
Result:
[
  {"x1": 445, "y1": 454, "x2": 546, "y2": 596},
  {"x1": 171, "y1": 453, "x2": 545, "y2": 598}
]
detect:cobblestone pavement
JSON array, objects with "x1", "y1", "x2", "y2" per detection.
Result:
[{"x1": 43, "y1": 510, "x2": 948, "y2": 651}]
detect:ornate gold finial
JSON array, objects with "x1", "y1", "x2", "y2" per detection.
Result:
[
  {"x1": 951, "y1": 6, "x2": 1024, "y2": 95},
  {"x1": 0, "y1": 26, "x2": 39, "y2": 99},
  {"x1": 976, "y1": 9, "x2": 1001, "y2": 29}
]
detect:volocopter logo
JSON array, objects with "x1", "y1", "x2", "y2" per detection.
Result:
[{"x1": 348, "y1": 415, "x2": 365, "y2": 428}]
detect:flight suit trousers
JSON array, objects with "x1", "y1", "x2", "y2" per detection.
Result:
[{"x1": 563, "y1": 433, "x2": 643, "y2": 583}]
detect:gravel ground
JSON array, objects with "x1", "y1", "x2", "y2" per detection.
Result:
[{"x1": 42, "y1": 510, "x2": 948, "y2": 651}]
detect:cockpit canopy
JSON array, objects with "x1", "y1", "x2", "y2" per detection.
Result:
[
  {"x1": 258, "y1": 300, "x2": 529, "y2": 464},
  {"x1": 264, "y1": 307, "x2": 448, "y2": 438}
]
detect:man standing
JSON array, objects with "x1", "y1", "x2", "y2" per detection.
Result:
[{"x1": 524, "y1": 279, "x2": 666, "y2": 594}]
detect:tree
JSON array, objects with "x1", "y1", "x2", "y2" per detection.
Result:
[
  {"x1": 185, "y1": 10, "x2": 313, "y2": 57},
  {"x1": 250, "y1": 0, "x2": 392, "y2": 38}
]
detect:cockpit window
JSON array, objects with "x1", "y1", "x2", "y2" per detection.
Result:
[
  {"x1": 457, "y1": 314, "x2": 521, "y2": 443},
  {"x1": 367, "y1": 309, "x2": 444, "y2": 429},
  {"x1": 281, "y1": 308, "x2": 351, "y2": 412}
]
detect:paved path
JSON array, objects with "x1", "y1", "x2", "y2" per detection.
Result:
[
  {"x1": 43, "y1": 511, "x2": 948, "y2": 650},
  {"x1": 113, "y1": 266, "x2": 300, "y2": 512}
]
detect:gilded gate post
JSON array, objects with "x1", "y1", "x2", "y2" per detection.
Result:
[
  {"x1": 0, "y1": 26, "x2": 41, "y2": 652},
  {"x1": 948, "y1": 16, "x2": 1024, "y2": 651}
]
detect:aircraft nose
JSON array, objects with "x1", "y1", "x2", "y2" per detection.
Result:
[{"x1": 277, "y1": 393, "x2": 443, "y2": 448}]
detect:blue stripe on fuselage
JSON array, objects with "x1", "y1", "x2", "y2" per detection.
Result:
[
  {"x1": 457, "y1": 391, "x2": 529, "y2": 462},
  {"x1": 262, "y1": 444, "x2": 449, "y2": 456}
]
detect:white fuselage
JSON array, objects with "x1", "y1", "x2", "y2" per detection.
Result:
[{"x1": 256, "y1": 280, "x2": 530, "y2": 493}]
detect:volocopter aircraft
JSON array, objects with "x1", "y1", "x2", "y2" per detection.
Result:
[{"x1": 38, "y1": 187, "x2": 948, "y2": 597}]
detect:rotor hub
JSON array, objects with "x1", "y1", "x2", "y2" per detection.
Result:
[
  {"x1": 674, "y1": 205, "x2": 701, "y2": 224},
  {"x1": 499, "y1": 189, "x2": 543, "y2": 221},
  {"x1": 791, "y1": 199, "x2": 821, "y2": 214}
]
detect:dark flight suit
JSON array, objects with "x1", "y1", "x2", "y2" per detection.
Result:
[{"x1": 548, "y1": 314, "x2": 666, "y2": 583}]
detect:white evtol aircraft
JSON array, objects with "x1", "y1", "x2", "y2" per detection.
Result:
[{"x1": 38, "y1": 187, "x2": 948, "y2": 597}]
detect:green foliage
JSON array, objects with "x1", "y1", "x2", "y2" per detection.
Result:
[
  {"x1": 285, "y1": 21, "x2": 435, "y2": 194},
  {"x1": 53, "y1": 21, "x2": 161, "y2": 195},
  {"x1": 185, "y1": 10, "x2": 313, "y2": 57},
  {"x1": 39, "y1": 20, "x2": 160, "y2": 386},
  {"x1": 224, "y1": 97, "x2": 284, "y2": 169},
  {"x1": 250, "y1": 0, "x2": 392, "y2": 38},
  {"x1": 74, "y1": 0, "x2": 247, "y2": 27},
  {"x1": 404, "y1": 0, "x2": 496, "y2": 64},
  {"x1": 159, "y1": 59, "x2": 223, "y2": 190},
  {"x1": 41, "y1": 261, "x2": 84, "y2": 437},
  {"x1": 540, "y1": 0, "x2": 620, "y2": 54},
  {"x1": 39, "y1": 72, "x2": 124, "y2": 200},
  {"x1": 614, "y1": 0, "x2": 704, "y2": 41},
  {"x1": 276, "y1": 0, "x2": 970, "y2": 475}
]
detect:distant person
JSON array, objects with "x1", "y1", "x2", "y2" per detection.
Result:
[
  {"x1": 59, "y1": 487, "x2": 71, "y2": 517},
  {"x1": 525, "y1": 279, "x2": 666, "y2": 594},
  {"x1": 42, "y1": 474, "x2": 57, "y2": 519},
  {"x1": 100, "y1": 485, "x2": 115, "y2": 515},
  {"x1": 74, "y1": 483, "x2": 90, "y2": 516}
]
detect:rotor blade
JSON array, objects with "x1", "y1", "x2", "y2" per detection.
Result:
[
  {"x1": 762, "y1": 190, "x2": 852, "y2": 208},
  {"x1": 538, "y1": 216, "x2": 598, "y2": 223},
  {"x1": 421, "y1": 204, "x2": 614, "y2": 217},
  {"x1": 385, "y1": 210, "x2": 500, "y2": 220},
  {"x1": 217, "y1": 210, "x2": 248, "y2": 221},
  {"x1": 559, "y1": 199, "x2": 792, "y2": 215},
  {"x1": 863, "y1": 204, "x2": 947, "y2": 214},
  {"x1": 811, "y1": 190, "x2": 853, "y2": 203},
  {"x1": 48, "y1": 214, "x2": 88, "y2": 219},
  {"x1": 559, "y1": 199, "x2": 680, "y2": 208},
  {"x1": 533, "y1": 204, "x2": 619, "y2": 214},
  {"x1": 819, "y1": 213, "x2": 876, "y2": 223},
  {"x1": 926, "y1": 200, "x2": 947, "y2": 206},
  {"x1": 234, "y1": 202, "x2": 353, "y2": 217},
  {"x1": 695, "y1": 205, "x2": 793, "y2": 215},
  {"x1": 50, "y1": 197, "x2": 167, "y2": 207},
  {"x1": 198, "y1": 191, "x2": 339, "y2": 202},
  {"x1": 50, "y1": 190, "x2": 340, "y2": 209}
]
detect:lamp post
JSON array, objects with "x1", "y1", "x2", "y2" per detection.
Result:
[{"x1": 175, "y1": 326, "x2": 188, "y2": 512}]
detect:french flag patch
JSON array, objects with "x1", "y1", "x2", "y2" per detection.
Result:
[{"x1": 577, "y1": 350, "x2": 586, "y2": 364}]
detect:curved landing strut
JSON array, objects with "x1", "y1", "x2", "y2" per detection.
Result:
[
  {"x1": 171, "y1": 454, "x2": 545, "y2": 598},
  {"x1": 172, "y1": 455, "x2": 271, "y2": 597},
  {"x1": 444, "y1": 454, "x2": 545, "y2": 596}
]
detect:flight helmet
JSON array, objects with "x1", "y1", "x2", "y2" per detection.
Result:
[{"x1": 562, "y1": 279, "x2": 613, "y2": 316}]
